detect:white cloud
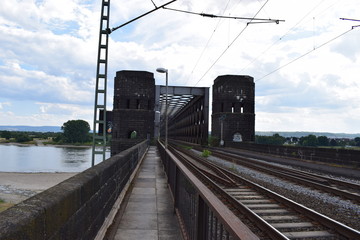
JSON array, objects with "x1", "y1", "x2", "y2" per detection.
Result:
[
  {"x1": 0, "y1": 60, "x2": 92, "y2": 104},
  {"x1": 256, "y1": 105, "x2": 360, "y2": 133},
  {"x1": 0, "y1": 0, "x2": 359, "y2": 133},
  {"x1": 0, "y1": 102, "x2": 11, "y2": 110},
  {"x1": 37, "y1": 102, "x2": 92, "y2": 120},
  {"x1": 0, "y1": 102, "x2": 92, "y2": 127}
]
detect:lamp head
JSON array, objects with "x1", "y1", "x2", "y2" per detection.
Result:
[{"x1": 156, "y1": 67, "x2": 168, "y2": 73}]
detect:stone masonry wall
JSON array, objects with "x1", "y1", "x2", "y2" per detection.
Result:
[
  {"x1": 229, "y1": 142, "x2": 360, "y2": 168},
  {"x1": 0, "y1": 141, "x2": 148, "y2": 240},
  {"x1": 212, "y1": 75, "x2": 255, "y2": 144},
  {"x1": 111, "y1": 70, "x2": 155, "y2": 156}
]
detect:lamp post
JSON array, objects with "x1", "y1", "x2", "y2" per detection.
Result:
[{"x1": 156, "y1": 67, "x2": 168, "y2": 149}]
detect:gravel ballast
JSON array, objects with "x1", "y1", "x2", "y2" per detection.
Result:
[{"x1": 204, "y1": 152, "x2": 360, "y2": 231}]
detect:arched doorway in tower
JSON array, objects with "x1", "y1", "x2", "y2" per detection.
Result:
[{"x1": 128, "y1": 130, "x2": 138, "y2": 139}]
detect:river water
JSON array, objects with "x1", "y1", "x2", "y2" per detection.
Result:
[{"x1": 0, "y1": 144, "x2": 110, "y2": 172}]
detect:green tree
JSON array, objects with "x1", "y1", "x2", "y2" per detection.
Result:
[
  {"x1": 329, "y1": 139, "x2": 338, "y2": 146},
  {"x1": 255, "y1": 134, "x2": 286, "y2": 145},
  {"x1": 317, "y1": 136, "x2": 329, "y2": 146},
  {"x1": 15, "y1": 133, "x2": 31, "y2": 143},
  {"x1": 299, "y1": 135, "x2": 318, "y2": 147},
  {"x1": 307, "y1": 135, "x2": 318, "y2": 146},
  {"x1": 61, "y1": 120, "x2": 90, "y2": 143},
  {"x1": 354, "y1": 137, "x2": 360, "y2": 147},
  {"x1": 0, "y1": 131, "x2": 12, "y2": 139},
  {"x1": 291, "y1": 137, "x2": 299, "y2": 144},
  {"x1": 271, "y1": 133, "x2": 286, "y2": 145}
]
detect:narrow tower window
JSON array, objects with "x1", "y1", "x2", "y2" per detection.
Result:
[{"x1": 136, "y1": 99, "x2": 140, "y2": 109}]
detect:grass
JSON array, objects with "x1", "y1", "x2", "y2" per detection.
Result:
[
  {"x1": 179, "y1": 145, "x2": 193, "y2": 150},
  {"x1": 201, "y1": 149, "x2": 212, "y2": 158},
  {"x1": 331, "y1": 146, "x2": 360, "y2": 151},
  {"x1": 230, "y1": 162, "x2": 237, "y2": 172},
  {"x1": 38, "y1": 141, "x2": 93, "y2": 147},
  {"x1": 0, "y1": 199, "x2": 14, "y2": 213}
]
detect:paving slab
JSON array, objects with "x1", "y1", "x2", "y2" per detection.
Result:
[{"x1": 113, "y1": 146, "x2": 183, "y2": 240}]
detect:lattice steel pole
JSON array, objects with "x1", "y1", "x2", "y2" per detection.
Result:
[
  {"x1": 91, "y1": 0, "x2": 178, "y2": 166},
  {"x1": 92, "y1": 0, "x2": 110, "y2": 166}
]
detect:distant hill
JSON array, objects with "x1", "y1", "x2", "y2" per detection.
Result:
[
  {"x1": 255, "y1": 131, "x2": 360, "y2": 139},
  {"x1": 1, "y1": 126, "x2": 359, "y2": 138},
  {"x1": 0, "y1": 126, "x2": 62, "y2": 132}
]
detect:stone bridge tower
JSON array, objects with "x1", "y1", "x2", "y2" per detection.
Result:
[
  {"x1": 111, "y1": 70, "x2": 155, "y2": 155},
  {"x1": 211, "y1": 75, "x2": 255, "y2": 146}
]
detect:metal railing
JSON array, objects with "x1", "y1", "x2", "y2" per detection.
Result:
[{"x1": 157, "y1": 140, "x2": 258, "y2": 240}]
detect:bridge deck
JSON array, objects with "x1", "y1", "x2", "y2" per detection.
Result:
[{"x1": 106, "y1": 146, "x2": 183, "y2": 240}]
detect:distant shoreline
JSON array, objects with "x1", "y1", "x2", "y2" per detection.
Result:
[{"x1": 0, "y1": 142, "x2": 91, "y2": 148}]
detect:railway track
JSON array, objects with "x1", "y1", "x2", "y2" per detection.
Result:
[
  {"x1": 168, "y1": 144, "x2": 360, "y2": 239},
  {"x1": 206, "y1": 148, "x2": 360, "y2": 203}
]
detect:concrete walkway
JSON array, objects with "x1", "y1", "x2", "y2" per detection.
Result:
[{"x1": 112, "y1": 146, "x2": 183, "y2": 240}]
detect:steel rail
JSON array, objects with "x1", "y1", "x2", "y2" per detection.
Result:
[
  {"x1": 170, "y1": 143, "x2": 360, "y2": 239},
  {"x1": 220, "y1": 164, "x2": 360, "y2": 239},
  {"x1": 210, "y1": 149, "x2": 360, "y2": 202},
  {"x1": 181, "y1": 139, "x2": 360, "y2": 201},
  {"x1": 168, "y1": 145, "x2": 288, "y2": 240},
  {"x1": 215, "y1": 147, "x2": 360, "y2": 189},
  {"x1": 170, "y1": 149, "x2": 234, "y2": 187},
  {"x1": 172, "y1": 145, "x2": 238, "y2": 187},
  {"x1": 161, "y1": 142, "x2": 259, "y2": 240}
]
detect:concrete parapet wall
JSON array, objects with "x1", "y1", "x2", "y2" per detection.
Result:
[
  {"x1": 0, "y1": 140, "x2": 148, "y2": 240},
  {"x1": 111, "y1": 138, "x2": 144, "y2": 156}
]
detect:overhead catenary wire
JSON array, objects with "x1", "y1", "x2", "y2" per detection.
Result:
[
  {"x1": 239, "y1": 0, "x2": 328, "y2": 73},
  {"x1": 340, "y1": 18, "x2": 360, "y2": 29},
  {"x1": 163, "y1": 6, "x2": 283, "y2": 24},
  {"x1": 109, "y1": 0, "x2": 177, "y2": 33},
  {"x1": 252, "y1": 1, "x2": 356, "y2": 82},
  {"x1": 184, "y1": 0, "x2": 232, "y2": 86},
  {"x1": 255, "y1": 27, "x2": 356, "y2": 82},
  {"x1": 150, "y1": 0, "x2": 157, "y2": 8},
  {"x1": 194, "y1": 0, "x2": 271, "y2": 86}
]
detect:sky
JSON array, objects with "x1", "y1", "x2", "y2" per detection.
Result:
[{"x1": 0, "y1": 0, "x2": 359, "y2": 133}]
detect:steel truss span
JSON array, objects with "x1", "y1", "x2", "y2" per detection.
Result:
[{"x1": 155, "y1": 85, "x2": 209, "y2": 146}]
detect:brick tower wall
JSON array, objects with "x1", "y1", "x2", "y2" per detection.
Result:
[
  {"x1": 211, "y1": 75, "x2": 255, "y2": 146},
  {"x1": 111, "y1": 70, "x2": 155, "y2": 155}
]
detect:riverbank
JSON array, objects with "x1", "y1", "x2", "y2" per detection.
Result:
[
  {"x1": 0, "y1": 172, "x2": 78, "y2": 211},
  {"x1": 0, "y1": 141, "x2": 92, "y2": 148}
]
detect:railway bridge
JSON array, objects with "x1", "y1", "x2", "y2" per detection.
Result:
[{"x1": 1, "y1": 72, "x2": 360, "y2": 239}]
